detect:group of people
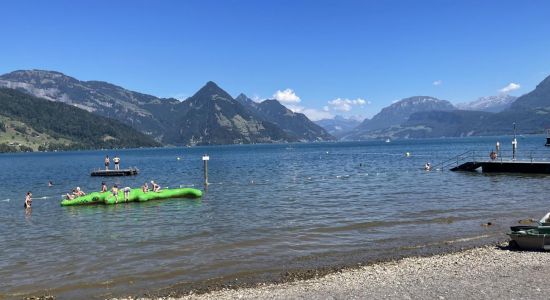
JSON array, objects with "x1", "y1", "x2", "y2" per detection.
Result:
[
  {"x1": 24, "y1": 153, "x2": 162, "y2": 208},
  {"x1": 60, "y1": 180, "x2": 162, "y2": 204},
  {"x1": 104, "y1": 155, "x2": 121, "y2": 170}
]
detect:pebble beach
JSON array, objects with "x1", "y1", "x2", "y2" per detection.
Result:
[{"x1": 165, "y1": 244, "x2": 550, "y2": 300}]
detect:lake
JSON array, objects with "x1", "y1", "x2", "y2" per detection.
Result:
[{"x1": 1, "y1": 135, "x2": 549, "y2": 298}]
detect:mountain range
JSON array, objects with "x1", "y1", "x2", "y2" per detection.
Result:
[
  {"x1": 314, "y1": 116, "x2": 361, "y2": 138},
  {"x1": 1, "y1": 69, "x2": 549, "y2": 150},
  {"x1": 0, "y1": 70, "x2": 334, "y2": 147},
  {"x1": 341, "y1": 75, "x2": 550, "y2": 140}
]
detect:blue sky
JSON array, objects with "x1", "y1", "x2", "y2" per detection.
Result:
[{"x1": 1, "y1": 0, "x2": 549, "y2": 120}]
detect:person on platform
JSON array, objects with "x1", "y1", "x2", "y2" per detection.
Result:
[
  {"x1": 104, "y1": 155, "x2": 110, "y2": 170},
  {"x1": 490, "y1": 150, "x2": 497, "y2": 160},
  {"x1": 113, "y1": 155, "x2": 121, "y2": 170},
  {"x1": 24, "y1": 191, "x2": 32, "y2": 208}
]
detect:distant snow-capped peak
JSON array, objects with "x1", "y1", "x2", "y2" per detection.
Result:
[{"x1": 457, "y1": 94, "x2": 517, "y2": 113}]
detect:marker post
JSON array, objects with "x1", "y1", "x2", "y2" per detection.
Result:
[{"x1": 202, "y1": 154, "x2": 209, "y2": 186}]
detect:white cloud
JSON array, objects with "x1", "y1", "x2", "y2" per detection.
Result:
[
  {"x1": 273, "y1": 88, "x2": 301, "y2": 104},
  {"x1": 302, "y1": 108, "x2": 334, "y2": 121},
  {"x1": 433, "y1": 80, "x2": 442, "y2": 86},
  {"x1": 327, "y1": 98, "x2": 369, "y2": 112},
  {"x1": 285, "y1": 104, "x2": 304, "y2": 113},
  {"x1": 284, "y1": 104, "x2": 333, "y2": 121},
  {"x1": 499, "y1": 83, "x2": 520, "y2": 93}
]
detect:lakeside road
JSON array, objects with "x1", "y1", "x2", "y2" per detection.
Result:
[{"x1": 170, "y1": 245, "x2": 550, "y2": 300}]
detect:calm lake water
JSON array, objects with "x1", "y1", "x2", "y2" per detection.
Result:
[{"x1": 1, "y1": 136, "x2": 550, "y2": 298}]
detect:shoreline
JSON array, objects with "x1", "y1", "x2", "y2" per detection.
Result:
[
  {"x1": 118, "y1": 233, "x2": 509, "y2": 299},
  {"x1": 142, "y1": 239, "x2": 550, "y2": 300}
]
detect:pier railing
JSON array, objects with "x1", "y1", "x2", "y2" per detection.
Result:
[{"x1": 433, "y1": 149, "x2": 550, "y2": 170}]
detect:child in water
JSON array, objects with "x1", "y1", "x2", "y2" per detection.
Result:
[{"x1": 24, "y1": 191, "x2": 32, "y2": 208}]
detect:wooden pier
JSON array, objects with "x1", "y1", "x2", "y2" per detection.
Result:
[{"x1": 91, "y1": 168, "x2": 139, "y2": 177}]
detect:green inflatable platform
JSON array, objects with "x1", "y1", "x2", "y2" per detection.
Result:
[{"x1": 61, "y1": 187, "x2": 202, "y2": 206}]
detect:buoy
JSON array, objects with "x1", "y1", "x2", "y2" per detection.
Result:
[
  {"x1": 176, "y1": 157, "x2": 181, "y2": 160},
  {"x1": 405, "y1": 152, "x2": 411, "y2": 157}
]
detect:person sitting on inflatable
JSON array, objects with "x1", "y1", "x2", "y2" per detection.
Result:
[
  {"x1": 74, "y1": 187, "x2": 86, "y2": 197},
  {"x1": 142, "y1": 182, "x2": 149, "y2": 193},
  {"x1": 66, "y1": 189, "x2": 76, "y2": 200},
  {"x1": 151, "y1": 180, "x2": 161, "y2": 192}
]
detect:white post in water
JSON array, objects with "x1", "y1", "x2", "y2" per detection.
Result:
[
  {"x1": 202, "y1": 154, "x2": 209, "y2": 185},
  {"x1": 512, "y1": 123, "x2": 517, "y2": 160}
]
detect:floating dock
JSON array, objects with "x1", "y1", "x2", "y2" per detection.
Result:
[
  {"x1": 90, "y1": 168, "x2": 139, "y2": 177},
  {"x1": 451, "y1": 160, "x2": 550, "y2": 174},
  {"x1": 434, "y1": 149, "x2": 550, "y2": 174}
]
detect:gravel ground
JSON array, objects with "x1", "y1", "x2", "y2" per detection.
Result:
[{"x1": 156, "y1": 245, "x2": 550, "y2": 300}]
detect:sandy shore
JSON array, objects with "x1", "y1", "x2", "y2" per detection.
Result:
[{"x1": 160, "y1": 244, "x2": 550, "y2": 300}]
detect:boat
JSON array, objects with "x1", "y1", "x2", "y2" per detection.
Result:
[
  {"x1": 61, "y1": 187, "x2": 202, "y2": 206},
  {"x1": 385, "y1": 138, "x2": 391, "y2": 143},
  {"x1": 508, "y1": 212, "x2": 550, "y2": 250}
]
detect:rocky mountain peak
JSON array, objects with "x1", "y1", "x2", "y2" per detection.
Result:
[{"x1": 191, "y1": 81, "x2": 233, "y2": 102}]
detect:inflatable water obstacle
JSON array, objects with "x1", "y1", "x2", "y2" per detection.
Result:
[{"x1": 60, "y1": 188, "x2": 202, "y2": 206}]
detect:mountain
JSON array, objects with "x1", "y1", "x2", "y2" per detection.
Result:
[
  {"x1": 344, "y1": 96, "x2": 455, "y2": 140},
  {"x1": 163, "y1": 82, "x2": 294, "y2": 145},
  {"x1": 0, "y1": 70, "x2": 178, "y2": 142},
  {"x1": 456, "y1": 94, "x2": 517, "y2": 113},
  {"x1": 377, "y1": 110, "x2": 494, "y2": 139},
  {"x1": 236, "y1": 94, "x2": 334, "y2": 141},
  {"x1": 510, "y1": 75, "x2": 550, "y2": 111},
  {"x1": 315, "y1": 116, "x2": 361, "y2": 138},
  {"x1": 0, "y1": 88, "x2": 160, "y2": 152}
]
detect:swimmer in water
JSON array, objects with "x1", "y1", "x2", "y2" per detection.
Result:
[{"x1": 24, "y1": 191, "x2": 32, "y2": 208}]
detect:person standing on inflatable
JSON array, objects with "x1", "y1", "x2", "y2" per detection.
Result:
[
  {"x1": 113, "y1": 155, "x2": 121, "y2": 170},
  {"x1": 24, "y1": 191, "x2": 32, "y2": 208},
  {"x1": 104, "y1": 155, "x2": 110, "y2": 170}
]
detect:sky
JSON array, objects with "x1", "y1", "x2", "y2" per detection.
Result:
[{"x1": 1, "y1": 0, "x2": 549, "y2": 120}]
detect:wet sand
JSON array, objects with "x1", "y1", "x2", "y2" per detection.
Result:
[{"x1": 172, "y1": 243, "x2": 550, "y2": 300}]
